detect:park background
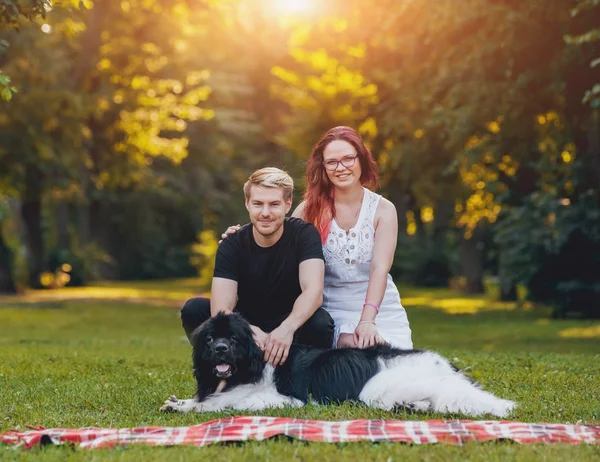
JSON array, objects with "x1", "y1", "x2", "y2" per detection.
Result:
[{"x1": 0, "y1": 1, "x2": 599, "y2": 460}]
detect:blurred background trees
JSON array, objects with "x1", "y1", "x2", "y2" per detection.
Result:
[{"x1": 0, "y1": 0, "x2": 598, "y2": 318}]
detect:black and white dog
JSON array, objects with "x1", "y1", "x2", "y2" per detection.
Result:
[{"x1": 161, "y1": 313, "x2": 516, "y2": 417}]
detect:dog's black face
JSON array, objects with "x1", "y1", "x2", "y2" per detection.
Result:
[{"x1": 192, "y1": 313, "x2": 264, "y2": 383}]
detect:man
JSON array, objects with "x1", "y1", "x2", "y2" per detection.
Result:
[{"x1": 181, "y1": 167, "x2": 334, "y2": 366}]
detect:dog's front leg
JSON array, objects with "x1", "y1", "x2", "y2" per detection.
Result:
[
  {"x1": 235, "y1": 393, "x2": 304, "y2": 411},
  {"x1": 160, "y1": 395, "x2": 205, "y2": 414},
  {"x1": 199, "y1": 388, "x2": 304, "y2": 412}
]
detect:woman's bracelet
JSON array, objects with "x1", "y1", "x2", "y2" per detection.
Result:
[{"x1": 363, "y1": 302, "x2": 379, "y2": 313}]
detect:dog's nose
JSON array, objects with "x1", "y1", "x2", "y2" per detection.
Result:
[{"x1": 214, "y1": 342, "x2": 229, "y2": 353}]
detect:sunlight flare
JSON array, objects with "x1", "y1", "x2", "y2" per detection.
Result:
[{"x1": 269, "y1": 0, "x2": 317, "y2": 17}]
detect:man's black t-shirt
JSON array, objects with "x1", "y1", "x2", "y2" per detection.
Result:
[{"x1": 213, "y1": 217, "x2": 324, "y2": 330}]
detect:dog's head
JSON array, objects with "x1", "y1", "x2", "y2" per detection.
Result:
[{"x1": 191, "y1": 312, "x2": 264, "y2": 381}]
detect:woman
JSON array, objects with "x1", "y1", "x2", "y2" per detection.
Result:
[
  {"x1": 223, "y1": 126, "x2": 412, "y2": 349},
  {"x1": 294, "y1": 126, "x2": 412, "y2": 349}
]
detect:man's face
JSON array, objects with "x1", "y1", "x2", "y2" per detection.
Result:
[{"x1": 245, "y1": 185, "x2": 292, "y2": 238}]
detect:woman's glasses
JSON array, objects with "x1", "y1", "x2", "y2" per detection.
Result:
[{"x1": 323, "y1": 155, "x2": 359, "y2": 171}]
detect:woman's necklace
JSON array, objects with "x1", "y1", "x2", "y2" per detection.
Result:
[
  {"x1": 336, "y1": 206, "x2": 360, "y2": 233},
  {"x1": 334, "y1": 190, "x2": 364, "y2": 233}
]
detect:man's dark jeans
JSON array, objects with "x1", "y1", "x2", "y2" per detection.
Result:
[{"x1": 180, "y1": 297, "x2": 334, "y2": 349}]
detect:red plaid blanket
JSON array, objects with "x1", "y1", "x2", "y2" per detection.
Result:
[{"x1": 2, "y1": 417, "x2": 599, "y2": 449}]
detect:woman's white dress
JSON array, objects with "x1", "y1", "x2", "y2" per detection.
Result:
[{"x1": 322, "y1": 188, "x2": 413, "y2": 349}]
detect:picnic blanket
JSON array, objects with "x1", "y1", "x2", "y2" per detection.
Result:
[{"x1": 2, "y1": 417, "x2": 600, "y2": 449}]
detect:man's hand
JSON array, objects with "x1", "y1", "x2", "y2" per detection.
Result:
[
  {"x1": 263, "y1": 325, "x2": 294, "y2": 367},
  {"x1": 250, "y1": 325, "x2": 268, "y2": 350},
  {"x1": 354, "y1": 322, "x2": 387, "y2": 349},
  {"x1": 219, "y1": 224, "x2": 241, "y2": 243}
]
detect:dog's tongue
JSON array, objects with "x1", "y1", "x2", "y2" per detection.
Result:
[{"x1": 216, "y1": 364, "x2": 231, "y2": 373}]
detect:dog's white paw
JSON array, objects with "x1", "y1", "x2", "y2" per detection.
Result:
[
  {"x1": 160, "y1": 395, "x2": 188, "y2": 413},
  {"x1": 289, "y1": 398, "x2": 304, "y2": 408},
  {"x1": 411, "y1": 400, "x2": 432, "y2": 412}
]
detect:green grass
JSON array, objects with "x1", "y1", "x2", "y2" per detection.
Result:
[{"x1": 1, "y1": 279, "x2": 599, "y2": 460}]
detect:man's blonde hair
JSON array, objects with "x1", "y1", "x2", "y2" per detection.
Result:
[{"x1": 243, "y1": 167, "x2": 294, "y2": 202}]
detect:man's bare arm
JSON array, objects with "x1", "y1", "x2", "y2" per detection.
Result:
[
  {"x1": 264, "y1": 257, "x2": 324, "y2": 366},
  {"x1": 281, "y1": 258, "x2": 324, "y2": 331},
  {"x1": 210, "y1": 277, "x2": 238, "y2": 317}
]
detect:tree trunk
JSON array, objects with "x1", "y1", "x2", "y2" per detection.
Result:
[
  {"x1": 72, "y1": 1, "x2": 110, "y2": 251},
  {"x1": 499, "y1": 281, "x2": 518, "y2": 301},
  {"x1": 589, "y1": 108, "x2": 600, "y2": 191},
  {"x1": 77, "y1": 164, "x2": 91, "y2": 248},
  {"x1": 404, "y1": 189, "x2": 425, "y2": 239},
  {"x1": 21, "y1": 166, "x2": 47, "y2": 289},
  {"x1": 0, "y1": 219, "x2": 16, "y2": 294},
  {"x1": 386, "y1": 180, "x2": 409, "y2": 235},
  {"x1": 90, "y1": 197, "x2": 118, "y2": 279},
  {"x1": 432, "y1": 199, "x2": 454, "y2": 244},
  {"x1": 460, "y1": 226, "x2": 485, "y2": 294},
  {"x1": 412, "y1": 204, "x2": 425, "y2": 238},
  {"x1": 498, "y1": 250, "x2": 518, "y2": 301},
  {"x1": 55, "y1": 201, "x2": 70, "y2": 252}
]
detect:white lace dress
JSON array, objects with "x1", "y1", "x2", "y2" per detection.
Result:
[{"x1": 322, "y1": 188, "x2": 413, "y2": 349}]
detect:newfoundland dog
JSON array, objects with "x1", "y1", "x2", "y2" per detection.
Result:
[{"x1": 161, "y1": 313, "x2": 516, "y2": 417}]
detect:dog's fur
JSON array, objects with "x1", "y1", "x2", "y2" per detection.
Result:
[{"x1": 161, "y1": 313, "x2": 516, "y2": 417}]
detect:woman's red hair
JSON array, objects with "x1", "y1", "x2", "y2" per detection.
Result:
[{"x1": 303, "y1": 126, "x2": 379, "y2": 243}]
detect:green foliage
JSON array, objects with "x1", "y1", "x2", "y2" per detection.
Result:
[
  {"x1": 495, "y1": 191, "x2": 600, "y2": 318},
  {"x1": 0, "y1": 1, "x2": 218, "y2": 285},
  {"x1": 392, "y1": 234, "x2": 453, "y2": 288},
  {"x1": 0, "y1": 0, "x2": 81, "y2": 98},
  {"x1": 0, "y1": 70, "x2": 17, "y2": 101},
  {"x1": 94, "y1": 186, "x2": 200, "y2": 280},
  {"x1": 565, "y1": 0, "x2": 600, "y2": 107},
  {"x1": 47, "y1": 244, "x2": 112, "y2": 287},
  {"x1": 190, "y1": 229, "x2": 219, "y2": 287},
  {"x1": 0, "y1": 0, "x2": 50, "y2": 27},
  {"x1": 0, "y1": 0, "x2": 598, "y2": 318}
]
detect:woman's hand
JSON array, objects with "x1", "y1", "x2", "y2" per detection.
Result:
[
  {"x1": 219, "y1": 224, "x2": 241, "y2": 243},
  {"x1": 353, "y1": 322, "x2": 387, "y2": 349}
]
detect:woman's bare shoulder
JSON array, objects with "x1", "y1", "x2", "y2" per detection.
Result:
[
  {"x1": 292, "y1": 201, "x2": 306, "y2": 219},
  {"x1": 376, "y1": 196, "x2": 397, "y2": 217},
  {"x1": 373, "y1": 196, "x2": 398, "y2": 231}
]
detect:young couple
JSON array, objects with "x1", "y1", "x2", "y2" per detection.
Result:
[{"x1": 181, "y1": 126, "x2": 412, "y2": 367}]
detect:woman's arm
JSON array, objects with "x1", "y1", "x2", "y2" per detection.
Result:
[
  {"x1": 364, "y1": 198, "x2": 398, "y2": 311},
  {"x1": 354, "y1": 198, "x2": 398, "y2": 347}
]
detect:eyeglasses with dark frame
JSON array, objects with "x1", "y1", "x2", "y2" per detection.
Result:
[{"x1": 323, "y1": 154, "x2": 359, "y2": 171}]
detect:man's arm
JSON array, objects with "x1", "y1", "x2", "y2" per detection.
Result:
[
  {"x1": 264, "y1": 258, "x2": 324, "y2": 366},
  {"x1": 281, "y1": 258, "x2": 324, "y2": 332},
  {"x1": 210, "y1": 277, "x2": 238, "y2": 317},
  {"x1": 211, "y1": 234, "x2": 240, "y2": 317}
]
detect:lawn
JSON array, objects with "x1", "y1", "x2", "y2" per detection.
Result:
[{"x1": 1, "y1": 279, "x2": 599, "y2": 460}]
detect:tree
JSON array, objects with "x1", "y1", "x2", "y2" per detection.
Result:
[
  {"x1": 0, "y1": 0, "x2": 68, "y2": 100},
  {"x1": 0, "y1": 198, "x2": 16, "y2": 293},
  {"x1": 0, "y1": 1, "x2": 215, "y2": 285}
]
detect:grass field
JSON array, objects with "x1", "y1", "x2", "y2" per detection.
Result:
[{"x1": 1, "y1": 279, "x2": 599, "y2": 460}]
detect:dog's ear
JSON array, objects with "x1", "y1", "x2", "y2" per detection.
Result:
[
  {"x1": 190, "y1": 321, "x2": 207, "y2": 347},
  {"x1": 247, "y1": 340, "x2": 265, "y2": 378},
  {"x1": 191, "y1": 321, "x2": 213, "y2": 365},
  {"x1": 230, "y1": 315, "x2": 266, "y2": 378}
]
